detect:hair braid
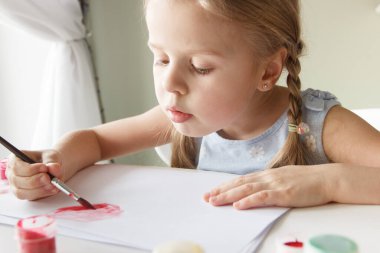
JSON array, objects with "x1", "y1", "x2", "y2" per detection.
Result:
[
  {"x1": 269, "y1": 40, "x2": 311, "y2": 168},
  {"x1": 287, "y1": 42, "x2": 303, "y2": 125}
]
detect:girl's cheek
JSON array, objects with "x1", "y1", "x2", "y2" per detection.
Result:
[{"x1": 154, "y1": 85, "x2": 164, "y2": 100}]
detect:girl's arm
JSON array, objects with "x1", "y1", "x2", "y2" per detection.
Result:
[
  {"x1": 321, "y1": 106, "x2": 380, "y2": 204},
  {"x1": 204, "y1": 106, "x2": 380, "y2": 209},
  {"x1": 7, "y1": 105, "x2": 172, "y2": 200},
  {"x1": 93, "y1": 105, "x2": 172, "y2": 160},
  {"x1": 56, "y1": 105, "x2": 172, "y2": 179}
]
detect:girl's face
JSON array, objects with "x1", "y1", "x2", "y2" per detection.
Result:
[{"x1": 146, "y1": 0, "x2": 264, "y2": 137}]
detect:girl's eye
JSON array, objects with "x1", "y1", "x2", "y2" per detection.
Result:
[{"x1": 192, "y1": 64, "x2": 212, "y2": 75}]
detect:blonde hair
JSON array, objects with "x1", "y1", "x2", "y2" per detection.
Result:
[{"x1": 146, "y1": 0, "x2": 310, "y2": 169}]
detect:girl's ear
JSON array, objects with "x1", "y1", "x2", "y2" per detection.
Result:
[{"x1": 257, "y1": 47, "x2": 287, "y2": 92}]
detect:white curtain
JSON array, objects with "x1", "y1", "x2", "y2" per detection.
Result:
[{"x1": 0, "y1": 0, "x2": 101, "y2": 149}]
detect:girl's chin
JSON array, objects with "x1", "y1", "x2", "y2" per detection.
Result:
[{"x1": 172, "y1": 124, "x2": 213, "y2": 138}]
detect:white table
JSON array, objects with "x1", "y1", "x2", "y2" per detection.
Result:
[
  {"x1": 259, "y1": 204, "x2": 380, "y2": 252},
  {"x1": 1, "y1": 203, "x2": 379, "y2": 253}
]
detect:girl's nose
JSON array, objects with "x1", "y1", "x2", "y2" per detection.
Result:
[{"x1": 161, "y1": 65, "x2": 188, "y2": 95}]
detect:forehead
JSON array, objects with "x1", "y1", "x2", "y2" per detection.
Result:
[{"x1": 145, "y1": 0, "x2": 248, "y2": 55}]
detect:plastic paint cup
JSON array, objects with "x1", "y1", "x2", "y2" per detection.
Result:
[
  {"x1": 305, "y1": 234, "x2": 358, "y2": 253},
  {"x1": 16, "y1": 215, "x2": 56, "y2": 253},
  {"x1": 0, "y1": 159, "x2": 9, "y2": 193},
  {"x1": 0, "y1": 159, "x2": 7, "y2": 180}
]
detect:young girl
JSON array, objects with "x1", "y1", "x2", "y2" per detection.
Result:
[{"x1": 7, "y1": 0, "x2": 380, "y2": 210}]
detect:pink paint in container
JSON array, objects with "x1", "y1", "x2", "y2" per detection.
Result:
[
  {"x1": 0, "y1": 159, "x2": 7, "y2": 180},
  {"x1": 16, "y1": 215, "x2": 56, "y2": 253},
  {"x1": 0, "y1": 159, "x2": 9, "y2": 194}
]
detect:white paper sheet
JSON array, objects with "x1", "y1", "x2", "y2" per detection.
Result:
[{"x1": 0, "y1": 165, "x2": 288, "y2": 252}]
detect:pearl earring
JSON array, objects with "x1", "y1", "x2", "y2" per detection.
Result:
[{"x1": 263, "y1": 83, "x2": 269, "y2": 89}]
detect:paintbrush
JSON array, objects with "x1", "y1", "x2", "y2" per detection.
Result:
[{"x1": 0, "y1": 136, "x2": 95, "y2": 209}]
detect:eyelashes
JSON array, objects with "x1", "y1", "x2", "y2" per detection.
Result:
[
  {"x1": 153, "y1": 59, "x2": 213, "y2": 75},
  {"x1": 192, "y1": 64, "x2": 212, "y2": 75}
]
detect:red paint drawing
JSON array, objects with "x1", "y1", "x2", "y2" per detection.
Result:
[{"x1": 51, "y1": 203, "x2": 122, "y2": 222}]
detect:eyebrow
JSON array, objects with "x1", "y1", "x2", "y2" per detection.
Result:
[{"x1": 147, "y1": 41, "x2": 224, "y2": 57}]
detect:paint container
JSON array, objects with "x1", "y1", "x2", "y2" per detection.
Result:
[
  {"x1": 0, "y1": 159, "x2": 7, "y2": 180},
  {"x1": 0, "y1": 159, "x2": 8, "y2": 194},
  {"x1": 305, "y1": 234, "x2": 358, "y2": 253},
  {"x1": 16, "y1": 215, "x2": 56, "y2": 253},
  {"x1": 276, "y1": 236, "x2": 304, "y2": 253}
]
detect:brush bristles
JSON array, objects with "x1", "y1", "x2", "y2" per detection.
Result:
[{"x1": 78, "y1": 198, "x2": 96, "y2": 209}]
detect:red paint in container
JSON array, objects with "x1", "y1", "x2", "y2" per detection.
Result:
[
  {"x1": 0, "y1": 159, "x2": 7, "y2": 180},
  {"x1": 0, "y1": 159, "x2": 9, "y2": 194},
  {"x1": 16, "y1": 215, "x2": 56, "y2": 253}
]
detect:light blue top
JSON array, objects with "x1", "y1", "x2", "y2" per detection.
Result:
[{"x1": 196, "y1": 89, "x2": 341, "y2": 174}]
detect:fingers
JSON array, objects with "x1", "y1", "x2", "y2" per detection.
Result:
[
  {"x1": 207, "y1": 182, "x2": 266, "y2": 206},
  {"x1": 233, "y1": 190, "x2": 282, "y2": 210},
  {"x1": 204, "y1": 175, "x2": 249, "y2": 202},
  {"x1": 203, "y1": 170, "x2": 289, "y2": 210},
  {"x1": 204, "y1": 173, "x2": 262, "y2": 202},
  {"x1": 10, "y1": 172, "x2": 48, "y2": 189},
  {"x1": 207, "y1": 185, "x2": 283, "y2": 210},
  {"x1": 9, "y1": 161, "x2": 48, "y2": 177},
  {"x1": 7, "y1": 167, "x2": 61, "y2": 200},
  {"x1": 6, "y1": 151, "x2": 62, "y2": 201},
  {"x1": 46, "y1": 163, "x2": 63, "y2": 179},
  {"x1": 203, "y1": 166, "x2": 324, "y2": 209},
  {"x1": 7, "y1": 166, "x2": 60, "y2": 200},
  {"x1": 10, "y1": 184, "x2": 59, "y2": 200}
]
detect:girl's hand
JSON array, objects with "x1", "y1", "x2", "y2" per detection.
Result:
[
  {"x1": 6, "y1": 150, "x2": 63, "y2": 200},
  {"x1": 203, "y1": 165, "x2": 335, "y2": 209}
]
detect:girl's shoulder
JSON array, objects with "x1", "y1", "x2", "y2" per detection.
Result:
[
  {"x1": 299, "y1": 88, "x2": 341, "y2": 163},
  {"x1": 301, "y1": 88, "x2": 340, "y2": 113}
]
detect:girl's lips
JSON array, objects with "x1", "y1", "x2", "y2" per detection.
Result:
[{"x1": 167, "y1": 108, "x2": 193, "y2": 123}]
